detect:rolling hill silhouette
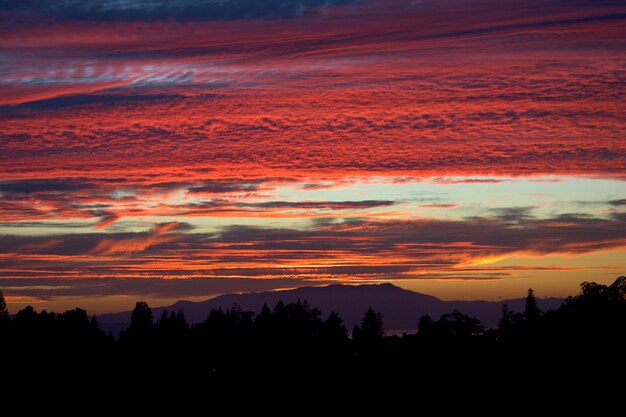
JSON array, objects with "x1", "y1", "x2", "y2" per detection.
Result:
[{"x1": 98, "y1": 283, "x2": 562, "y2": 336}]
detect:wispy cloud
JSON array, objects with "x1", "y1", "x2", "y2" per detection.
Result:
[
  {"x1": 2, "y1": 213, "x2": 624, "y2": 281},
  {"x1": 90, "y1": 222, "x2": 189, "y2": 255}
]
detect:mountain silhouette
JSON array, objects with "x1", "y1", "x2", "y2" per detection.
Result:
[{"x1": 97, "y1": 283, "x2": 562, "y2": 336}]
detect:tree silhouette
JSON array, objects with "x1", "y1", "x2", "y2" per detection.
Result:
[
  {"x1": 524, "y1": 288, "x2": 541, "y2": 324},
  {"x1": 437, "y1": 310, "x2": 484, "y2": 338},
  {"x1": 130, "y1": 301, "x2": 153, "y2": 330},
  {"x1": 580, "y1": 281, "x2": 607, "y2": 298},
  {"x1": 120, "y1": 301, "x2": 153, "y2": 345},
  {"x1": 499, "y1": 304, "x2": 512, "y2": 329},
  {"x1": 0, "y1": 291, "x2": 9, "y2": 324},
  {"x1": 320, "y1": 312, "x2": 348, "y2": 347},
  {"x1": 255, "y1": 303, "x2": 273, "y2": 330},
  {"x1": 155, "y1": 309, "x2": 188, "y2": 345},
  {"x1": 283, "y1": 299, "x2": 322, "y2": 340},
  {"x1": 273, "y1": 299, "x2": 286, "y2": 317},
  {"x1": 353, "y1": 307, "x2": 384, "y2": 346},
  {"x1": 611, "y1": 276, "x2": 626, "y2": 300},
  {"x1": 254, "y1": 303, "x2": 275, "y2": 346},
  {"x1": 580, "y1": 276, "x2": 626, "y2": 301},
  {"x1": 0, "y1": 291, "x2": 10, "y2": 346},
  {"x1": 417, "y1": 314, "x2": 434, "y2": 337},
  {"x1": 498, "y1": 304, "x2": 523, "y2": 338},
  {"x1": 417, "y1": 310, "x2": 484, "y2": 340}
]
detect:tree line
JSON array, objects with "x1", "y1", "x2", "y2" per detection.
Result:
[
  {"x1": 1, "y1": 277, "x2": 625, "y2": 354},
  {"x1": 1, "y1": 276, "x2": 625, "y2": 412}
]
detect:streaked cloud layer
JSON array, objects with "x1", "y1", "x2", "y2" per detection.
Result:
[{"x1": 1, "y1": 0, "x2": 625, "y2": 312}]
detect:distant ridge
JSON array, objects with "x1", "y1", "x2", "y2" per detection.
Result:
[{"x1": 98, "y1": 283, "x2": 563, "y2": 336}]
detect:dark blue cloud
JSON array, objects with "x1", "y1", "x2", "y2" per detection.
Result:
[
  {"x1": 6, "y1": 94, "x2": 184, "y2": 110},
  {"x1": 0, "y1": 0, "x2": 363, "y2": 21},
  {"x1": 609, "y1": 199, "x2": 626, "y2": 207},
  {"x1": 0, "y1": 179, "x2": 96, "y2": 194}
]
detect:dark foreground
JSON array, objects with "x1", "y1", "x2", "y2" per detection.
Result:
[{"x1": 1, "y1": 277, "x2": 625, "y2": 413}]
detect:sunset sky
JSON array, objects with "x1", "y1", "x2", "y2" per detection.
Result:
[{"x1": 1, "y1": 0, "x2": 625, "y2": 314}]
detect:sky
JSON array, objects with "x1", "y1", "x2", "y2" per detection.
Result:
[{"x1": 1, "y1": 0, "x2": 625, "y2": 314}]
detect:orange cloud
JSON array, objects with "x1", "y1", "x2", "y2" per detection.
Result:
[
  {"x1": 91, "y1": 222, "x2": 185, "y2": 255},
  {"x1": 94, "y1": 214, "x2": 120, "y2": 229}
]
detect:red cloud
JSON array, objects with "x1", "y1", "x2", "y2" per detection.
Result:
[
  {"x1": 0, "y1": 0, "x2": 625, "y2": 302},
  {"x1": 2, "y1": 1, "x2": 625, "y2": 181}
]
